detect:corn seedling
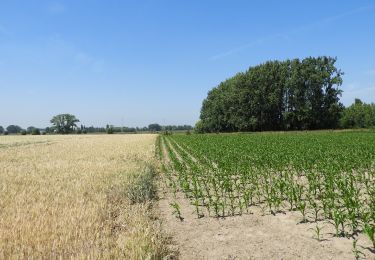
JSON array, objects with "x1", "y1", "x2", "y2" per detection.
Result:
[{"x1": 170, "y1": 202, "x2": 183, "y2": 221}]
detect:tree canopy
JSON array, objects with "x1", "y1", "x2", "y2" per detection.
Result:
[
  {"x1": 199, "y1": 57, "x2": 344, "y2": 132},
  {"x1": 27, "y1": 126, "x2": 37, "y2": 134},
  {"x1": 50, "y1": 114, "x2": 80, "y2": 134},
  {"x1": 6, "y1": 125, "x2": 22, "y2": 134},
  {"x1": 340, "y1": 99, "x2": 375, "y2": 128},
  {"x1": 148, "y1": 123, "x2": 162, "y2": 132}
]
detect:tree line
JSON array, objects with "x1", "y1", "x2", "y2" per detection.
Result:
[
  {"x1": 340, "y1": 99, "x2": 375, "y2": 128},
  {"x1": 0, "y1": 114, "x2": 193, "y2": 135},
  {"x1": 196, "y1": 56, "x2": 372, "y2": 133}
]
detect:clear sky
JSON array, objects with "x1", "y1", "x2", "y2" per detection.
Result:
[{"x1": 1, "y1": 0, "x2": 375, "y2": 128}]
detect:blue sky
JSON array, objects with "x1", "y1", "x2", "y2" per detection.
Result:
[{"x1": 1, "y1": 0, "x2": 375, "y2": 128}]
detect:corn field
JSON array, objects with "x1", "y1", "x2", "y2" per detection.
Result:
[{"x1": 159, "y1": 131, "x2": 375, "y2": 251}]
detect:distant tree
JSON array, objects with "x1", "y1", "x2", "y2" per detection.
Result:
[
  {"x1": 31, "y1": 128, "x2": 41, "y2": 135},
  {"x1": 148, "y1": 123, "x2": 162, "y2": 132},
  {"x1": 106, "y1": 127, "x2": 114, "y2": 134},
  {"x1": 121, "y1": 126, "x2": 136, "y2": 133},
  {"x1": 50, "y1": 114, "x2": 80, "y2": 134},
  {"x1": 4, "y1": 131, "x2": 8, "y2": 135},
  {"x1": 340, "y1": 99, "x2": 375, "y2": 128},
  {"x1": 85, "y1": 126, "x2": 106, "y2": 133},
  {"x1": 162, "y1": 125, "x2": 193, "y2": 131},
  {"x1": 194, "y1": 120, "x2": 205, "y2": 133},
  {"x1": 21, "y1": 130, "x2": 27, "y2": 135},
  {"x1": 6, "y1": 125, "x2": 22, "y2": 134},
  {"x1": 0, "y1": 126, "x2": 4, "y2": 134},
  {"x1": 27, "y1": 126, "x2": 36, "y2": 134}
]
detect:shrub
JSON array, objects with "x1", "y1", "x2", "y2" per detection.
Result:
[
  {"x1": 3, "y1": 131, "x2": 8, "y2": 135},
  {"x1": 194, "y1": 120, "x2": 204, "y2": 134},
  {"x1": 125, "y1": 165, "x2": 156, "y2": 204},
  {"x1": 6, "y1": 125, "x2": 22, "y2": 134},
  {"x1": 76, "y1": 129, "x2": 82, "y2": 134},
  {"x1": 21, "y1": 130, "x2": 27, "y2": 135},
  {"x1": 106, "y1": 127, "x2": 114, "y2": 134},
  {"x1": 31, "y1": 128, "x2": 40, "y2": 135},
  {"x1": 82, "y1": 129, "x2": 87, "y2": 134}
]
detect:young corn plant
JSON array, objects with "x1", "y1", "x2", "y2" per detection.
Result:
[
  {"x1": 332, "y1": 208, "x2": 346, "y2": 237},
  {"x1": 170, "y1": 202, "x2": 183, "y2": 221},
  {"x1": 352, "y1": 237, "x2": 365, "y2": 260},
  {"x1": 297, "y1": 200, "x2": 308, "y2": 223},
  {"x1": 363, "y1": 222, "x2": 375, "y2": 249},
  {"x1": 309, "y1": 223, "x2": 324, "y2": 241}
]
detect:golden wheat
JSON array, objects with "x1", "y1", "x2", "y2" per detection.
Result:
[{"x1": 0, "y1": 134, "x2": 167, "y2": 259}]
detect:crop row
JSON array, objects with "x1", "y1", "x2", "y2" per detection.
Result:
[{"x1": 159, "y1": 131, "x2": 375, "y2": 249}]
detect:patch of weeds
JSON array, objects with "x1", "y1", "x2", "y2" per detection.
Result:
[{"x1": 126, "y1": 164, "x2": 156, "y2": 204}]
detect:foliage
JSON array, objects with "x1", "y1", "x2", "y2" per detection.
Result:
[
  {"x1": 163, "y1": 125, "x2": 193, "y2": 131},
  {"x1": 200, "y1": 57, "x2": 344, "y2": 132},
  {"x1": 194, "y1": 120, "x2": 204, "y2": 133},
  {"x1": 352, "y1": 238, "x2": 365, "y2": 259},
  {"x1": 6, "y1": 125, "x2": 22, "y2": 134},
  {"x1": 148, "y1": 123, "x2": 162, "y2": 132},
  {"x1": 50, "y1": 114, "x2": 80, "y2": 134},
  {"x1": 27, "y1": 126, "x2": 36, "y2": 134},
  {"x1": 106, "y1": 127, "x2": 114, "y2": 134},
  {"x1": 341, "y1": 99, "x2": 375, "y2": 128},
  {"x1": 85, "y1": 126, "x2": 107, "y2": 133},
  {"x1": 31, "y1": 128, "x2": 40, "y2": 135},
  {"x1": 0, "y1": 126, "x2": 4, "y2": 134},
  {"x1": 27, "y1": 126, "x2": 41, "y2": 135},
  {"x1": 170, "y1": 202, "x2": 183, "y2": 221},
  {"x1": 20, "y1": 130, "x2": 27, "y2": 135},
  {"x1": 125, "y1": 165, "x2": 156, "y2": 204}
]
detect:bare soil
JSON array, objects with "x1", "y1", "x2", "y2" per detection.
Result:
[{"x1": 158, "y1": 188, "x2": 374, "y2": 260}]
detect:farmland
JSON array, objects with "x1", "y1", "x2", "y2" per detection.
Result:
[
  {"x1": 0, "y1": 134, "x2": 168, "y2": 259},
  {"x1": 160, "y1": 131, "x2": 375, "y2": 257},
  {"x1": 1, "y1": 131, "x2": 375, "y2": 259}
]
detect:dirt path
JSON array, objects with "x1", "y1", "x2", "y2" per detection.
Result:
[{"x1": 157, "y1": 136, "x2": 373, "y2": 259}]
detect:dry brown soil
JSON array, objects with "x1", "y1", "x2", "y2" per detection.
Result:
[{"x1": 158, "y1": 187, "x2": 373, "y2": 260}]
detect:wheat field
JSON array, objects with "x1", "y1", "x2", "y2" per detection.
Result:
[{"x1": 0, "y1": 134, "x2": 168, "y2": 259}]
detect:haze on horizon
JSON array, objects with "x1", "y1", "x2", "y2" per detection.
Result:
[{"x1": 1, "y1": 0, "x2": 375, "y2": 129}]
